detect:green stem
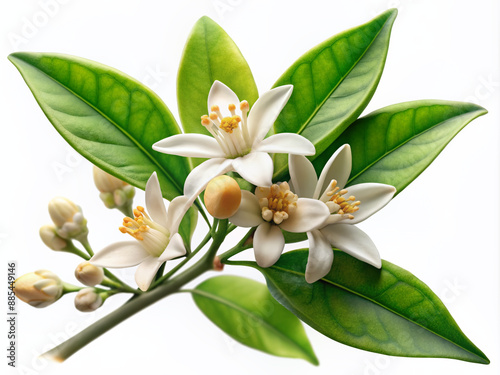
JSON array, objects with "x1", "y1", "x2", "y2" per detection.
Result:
[
  {"x1": 62, "y1": 282, "x2": 83, "y2": 294},
  {"x1": 117, "y1": 204, "x2": 134, "y2": 218},
  {"x1": 64, "y1": 243, "x2": 90, "y2": 260},
  {"x1": 151, "y1": 229, "x2": 213, "y2": 288},
  {"x1": 42, "y1": 220, "x2": 228, "y2": 362},
  {"x1": 79, "y1": 237, "x2": 94, "y2": 257},
  {"x1": 218, "y1": 227, "x2": 255, "y2": 263},
  {"x1": 100, "y1": 278, "x2": 141, "y2": 295}
]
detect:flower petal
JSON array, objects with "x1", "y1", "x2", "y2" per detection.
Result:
[
  {"x1": 184, "y1": 158, "x2": 233, "y2": 197},
  {"x1": 159, "y1": 233, "x2": 186, "y2": 262},
  {"x1": 305, "y1": 230, "x2": 334, "y2": 283},
  {"x1": 253, "y1": 222, "x2": 285, "y2": 267},
  {"x1": 153, "y1": 134, "x2": 225, "y2": 158},
  {"x1": 288, "y1": 154, "x2": 318, "y2": 199},
  {"x1": 247, "y1": 85, "x2": 293, "y2": 146},
  {"x1": 145, "y1": 172, "x2": 168, "y2": 228},
  {"x1": 347, "y1": 183, "x2": 396, "y2": 224},
  {"x1": 229, "y1": 190, "x2": 263, "y2": 227},
  {"x1": 90, "y1": 242, "x2": 149, "y2": 268},
  {"x1": 280, "y1": 198, "x2": 330, "y2": 233},
  {"x1": 314, "y1": 144, "x2": 352, "y2": 199},
  {"x1": 135, "y1": 256, "x2": 163, "y2": 291},
  {"x1": 208, "y1": 81, "x2": 241, "y2": 115},
  {"x1": 232, "y1": 152, "x2": 273, "y2": 187},
  {"x1": 320, "y1": 224, "x2": 381, "y2": 268},
  {"x1": 254, "y1": 133, "x2": 315, "y2": 155},
  {"x1": 165, "y1": 195, "x2": 192, "y2": 233}
]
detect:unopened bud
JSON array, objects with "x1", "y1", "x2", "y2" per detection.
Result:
[
  {"x1": 74, "y1": 288, "x2": 103, "y2": 312},
  {"x1": 205, "y1": 175, "x2": 241, "y2": 219},
  {"x1": 39, "y1": 225, "x2": 67, "y2": 251},
  {"x1": 93, "y1": 166, "x2": 128, "y2": 192},
  {"x1": 14, "y1": 270, "x2": 63, "y2": 308},
  {"x1": 75, "y1": 262, "x2": 104, "y2": 286},
  {"x1": 48, "y1": 197, "x2": 88, "y2": 240}
]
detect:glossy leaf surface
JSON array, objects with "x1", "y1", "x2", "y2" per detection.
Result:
[
  {"x1": 316, "y1": 100, "x2": 487, "y2": 195},
  {"x1": 247, "y1": 250, "x2": 489, "y2": 363},
  {"x1": 271, "y1": 9, "x2": 397, "y2": 180},
  {"x1": 191, "y1": 275, "x2": 318, "y2": 364},
  {"x1": 9, "y1": 52, "x2": 197, "y2": 244}
]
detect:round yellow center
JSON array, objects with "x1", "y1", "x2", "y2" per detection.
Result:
[
  {"x1": 256, "y1": 182, "x2": 298, "y2": 225},
  {"x1": 219, "y1": 116, "x2": 241, "y2": 134}
]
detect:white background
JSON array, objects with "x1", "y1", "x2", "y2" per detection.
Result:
[{"x1": 1, "y1": 0, "x2": 499, "y2": 374}]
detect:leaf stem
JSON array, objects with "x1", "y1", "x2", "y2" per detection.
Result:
[
  {"x1": 41, "y1": 220, "x2": 229, "y2": 362},
  {"x1": 218, "y1": 227, "x2": 255, "y2": 263}
]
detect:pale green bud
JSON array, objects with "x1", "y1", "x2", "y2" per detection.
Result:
[
  {"x1": 48, "y1": 197, "x2": 88, "y2": 240},
  {"x1": 39, "y1": 225, "x2": 67, "y2": 251}
]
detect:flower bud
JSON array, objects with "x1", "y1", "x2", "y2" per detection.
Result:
[
  {"x1": 93, "y1": 166, "x2": 135, "y2": 209},
  {"x1": 74, "y1": 288, "x2": 103, "y2": 312},
  {"x1": 75, "y1": 262, "x2": 104, "y2": 286},
  {"x1": 48, "y1": 197, "x2": 88, "y2": 240},
  {"x1": 205, "y1": 175, "x2": 241, "y2": 219},
  {"x1": 14, "y1": 270, "x2": 63, "y2": 308},
  {"x1": 39, "y1": 225, "x2": 68, "y2": 251}
]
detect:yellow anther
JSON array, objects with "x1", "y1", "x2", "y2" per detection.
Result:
[
  {"x1": 220, "y1": 116, "x2": 241, "y2": 134},
  {"x1": 326, "y1": 181, "x2": 361, "y2": 220},
  {"x1": 240, "y1": 100, "x2": 249, "y2": 111},
  {"x1": 210, "y1": 105, "x2": 220, "y2": 112},
  {"x1": 201, "y1": 115, "x2": 211, "y2": 126},
  {"x1": 258, "y1": 183, "x2": 298, "y2": 223},
  {"x1": 209, "y1": 112, "x2": 218, "y2": 120},
  {"x1": 228, "y1": 104, "x2": 236, "y2": 111}
]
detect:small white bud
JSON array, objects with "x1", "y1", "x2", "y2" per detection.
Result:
[
  {"x1": 74, "y1": 288, "x2": 103, "y2": 312},
  {"x1": 48, "y1": 197, "x2": 88, "y2": 240},
  {"x1": 75, "y1": 262, "x2": 104, "y2": 286},
  {"x1": 39, "y1": 225, "x2": 68, "y2": 251},
  {"x1": 14, "y1": 270, "x2": 63, "y2": 308},
  {"x1": 93, "y1": 166, "x2": 127, "y2": 193},
  {"x1": 93, "y1": 166, "x2": 135, "y2": 208}
]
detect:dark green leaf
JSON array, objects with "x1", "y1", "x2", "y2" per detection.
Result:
[
  {"x1": 245, "y1": 250, "x2": 489, "y2": 364},
  {"x1": 271, "y1": 9, "x2": 397, "y2": 181},
  {"x1": 177, "y1": 16, "x2": 258, "y2": 137},
  {"x1": 9, "y1": 52, "x2": 197, "y2": 245},
  {"x1": 190, "y1": 275, "x2": 318, "y2": 364},
  {"x1": 316, "y1": 100, "x2": 487, "y2": 195}
]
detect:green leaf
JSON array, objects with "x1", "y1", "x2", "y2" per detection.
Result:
[
  {"x1": 271, "y1": 9, "x2": 397, "y2": 181},
  {"x1": 177, "y1": 16, "x2": 258, "y2": 137},
  {"x1": 244, "y1": 250, "x2": 489, "y2": 363},
  {"x1": 190, "y1": 275, "x2": 318, "y2": 364},
  {"x1": 9, "y1": 52, "x2": 197, "y2": 245},
  {"x1": 315, "y1": 100, "x2": 487, "y2": 195}
]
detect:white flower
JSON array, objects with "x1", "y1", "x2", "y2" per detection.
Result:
[
  {"x1": 289, "y1": 145, "x2": 396, "y2": 283},
  {"x1": 152, "y1": 81, "x2": 315, "y2": 198},
  {"x1": 90, "y1": 172, "x2": 190, "y2": 291},
  {"x1": 229, "y1": 182, "x2": 330, "y2": 268}
]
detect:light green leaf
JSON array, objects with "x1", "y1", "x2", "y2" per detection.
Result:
[
  {"x1": 177, "y1": 16, "x2": 258, "y2": 137},
  {"x1": 190, "y1": 275, "x2": 318, "y2": 364},
  {"x1": 271, "y1": 9, "x2": 397, "y2": 181},
  {"x1": 9, "y1": 52, "x2": 197, "y2": 245},
  {"x1": 244, "y1": 250, "x2": 489, "y2": 363},
  {"x1": 315, "y1": 100, "x2": 487, "y2": 195}
]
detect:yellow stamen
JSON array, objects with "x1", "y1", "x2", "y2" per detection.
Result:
[
  {"x1": 326, "y1": 180, "x2": 361, "y2": 217},
  {"x1": 220, "y1": 116, "x2": 241, "y2": 134},
  {"x1": 258, "y1": 183, "x2": 298, "y2": 225}
]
